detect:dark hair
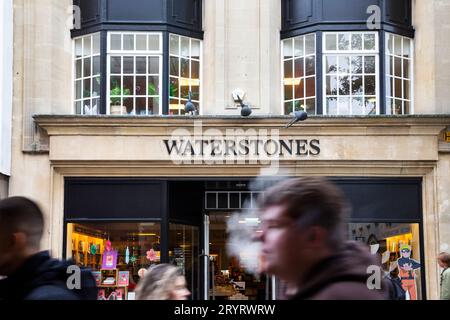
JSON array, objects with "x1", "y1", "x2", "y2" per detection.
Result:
[
  {"x1": 0, "y1": 196, "x2": 44, "y2": 248},
  {"x1": 258, "y1": 177, "x2": 350, "y2": 248},
  {"x1": 438, "y1": 252, "x2": 450, "y2": 267}
]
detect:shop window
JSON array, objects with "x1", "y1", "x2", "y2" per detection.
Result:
[
  {"x1": 107, "y1": 32, "x2": 162, "y2": 115},
  {"x1": 74, "y1": 33, "x2": 101, "y2": 115},
  {"x1": 66, "y1": 222, "x2": 161, "y2": 300},
  {"x1": 323, "y1": 32, "x2": 379, "y2": 115},
  {"x1": 169, "y1": 34, "x2": 201, "y2": 115},
  {"x1": 385, "y1": 33, "x2": 413, "y2": 115},
  {"x1": 282, "y1": 34, "x2": 316, "y2": 115},
  {"x1": 169, "y1": 224, "x2": 199, "y2": 299},
  {"x1": 348, "y1": 223, "x2": 423, "y2": 300}
]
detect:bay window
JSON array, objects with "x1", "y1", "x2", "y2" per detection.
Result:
[
  {"x1": 386, "y1": 33, "x2": 413, "y2": 115},
  {"x1": 282, "y1": 34, "x2": 316, "y2": 115},
  {"x1": 323, "y1": 32, "x2": 378, "y2": 115}
]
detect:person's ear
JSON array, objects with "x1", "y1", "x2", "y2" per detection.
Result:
[
  {"x1": 10, "y1": 232, "x2": 28, "y2": 250},
  {"x1": 304, "y1": 226, "x2": 328, "y2": 247}
]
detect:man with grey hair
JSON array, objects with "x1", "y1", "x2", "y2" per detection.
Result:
[
  {"x1": 257, "y1": 177, "x2": 388, "y2": 300},
  {"x1": 0, "y1": 196, "x2": 97, "y2": 300}
]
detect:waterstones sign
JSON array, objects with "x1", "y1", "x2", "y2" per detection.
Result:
[{"x1": 162, "y1": 121, "x2": 320, "y2": 174}]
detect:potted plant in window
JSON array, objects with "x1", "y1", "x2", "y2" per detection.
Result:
[{"x1": 110, "y1": 85, "x2": 131, "y2": 115}]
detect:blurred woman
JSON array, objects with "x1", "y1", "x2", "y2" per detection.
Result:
[
  {"x1": 438, "y1": 252, "x2": 450, "y2": 300},
  {"x1": 135, "y1": 264, "x2": 190, "y2": 300}
]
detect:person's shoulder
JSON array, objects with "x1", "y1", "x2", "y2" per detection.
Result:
[
  {"x1": 313, "y1": 281, "x2": 387, "y2": 300},
  {"x1": 443, "y1": 268, "x2": 450, "y2": 277},
  {"x1": 25, "y1": 284, "x2": 80, "y2": 300}
]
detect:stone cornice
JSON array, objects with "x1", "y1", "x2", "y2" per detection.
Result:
[{"x1": 34, "y1": 114, "x2": 450, "y2": 137}]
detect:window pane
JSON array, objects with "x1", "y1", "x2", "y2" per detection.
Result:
[
  {"x1": 75, "y1": 38, "x2": 82, "y2": 58},
  {"x1": 305, "y1": 77, "x2": 315, "y2": 97},
  {"x1": 181, "y1": 37, "x2": 190, "y2": 57},
  {"x1": 170, "y1": 35, "x2": 180, "y2": 57},
  {"x1": 75, "y1": 80, "x2": 81, "y2": 99},
  {"x1": 170, "y1": 56, "x2": 179, "y2": 76},
  {"x1": 83, "y1": 57, "x2": 91, "y2": 77},
  {"x1": 326, "y1": 76, "x2": 337, "y2": 95},
  {"x1": 110, "y1": 56, "x2": 121, "y2": 74},
  {"x1": 351, "y1": 76, "x2": 363, "y2": 95},
  {"x1": 148, "y1": 35, "x2": 160, "y2": 51},
  {"x1": 365, "y1": 75, "x2": 376, "y2": 95},
  {"x1": 181, "y1": 58, "x2": 190, "y2": 78},
  {"x1": 110, "y1": 76, "x2": 121, "y2": 94},
  {"x1": 191, "y1": 39, "x2": 200, "y2": 59},
  {"x1": 170, "y1": 77, "x2": 179, "y2": 98},
  {"x1": 338, "y1": 76, "x2": 350, "y2": 95},
  {"x1": 305, "y1": 98, "x2": 315, "y2": 114},
  {"x1": 83, "y1": 78, "x2": 91, "y2": 98},
  {"x1": 338, "y1": 33, "x2": 350, "y2": 50},
  {"x1": 305, "y1": 56, "x2": 315, "y2": 76},
  {"x1": 386, "y1": 98, "x2": 393, "y2": 115},
  {"x1": 326, "y1": 56, "x2": 337, "y2": 74},
  {"x1": 284, "y1": 60, "x2": 293, "y2": 79},
  {"x1": 123, "y1": 57, "x2": 134, "y2": 74},
  {"x1": 325, "y1": 34, "x2": 336, "y2": 51},
  {"x1": 403, "y1": 59, "x2": 410, "y2": 79},
  {"x1": 124, "y1": 97, "x2": 133, "y2": 114},
  {"x1": 136, "y1": 35, "x2": 147, "y2": 50},
  {"x1": 123, "y1": 76, "x2": 133, "y2": 96},
  {"x1": 135, "y1": 76, "x2": 146, "y2": 95},
  {"x1": 92, "y1": 77, "x2": 100, "y2": 97},
  {"x1": 284, "y1": 101, "x2": 293, "y2": 114},
  {"x1": 352, "y1": 97, "x2": 364, "y2": 115},
  {"x1": 365, "y1": 97, "x2": 376, "y2": 114},
  {"x1": 305, "y1": 34, "x2": 315, "y2": 55},
  {"x1": 364, "y1": 34, "x2": 376, "y2": 51},
  {"x1": 326, "y1": 97, "x2": 338, "y2": 115},
  {"x1": 387, "y1": 56, "x2": 393, "y2": 75},
  {"x1": 394, "y1": 57, "x2": 402, "y2": 77},
  {"x1": 169, "y1": 98, "x2": 181, "y2": 115},
  {"x1": 394, "y1": 36, "x2": 402, "y2": 56},
  {"x1": 148, "y1": 57, "x2": 159, "y2": 74},
  {"x1": 338, "y1": 97, "x2": 350, "y2": 114},
  {"x1": 294, "y1": 37, "x2": 304, "y2": 56},
  {"x1": 76, "y1": 59, "x2": 82, "y2": 78},
  {"x1": 387, "y1": 34, "x2": 394, "y2": 55},
  {"x1": 148, "y1": 76, "x2": 159, "y2": 96},
  {"x1": 191, "y1": 60, "x2": 199, "y2": 79},
  {"x1": 284, "y1": 84, "x2": 293, "y2": 101},
  {"x1": 180, "y1": 82, "x2": 189, "y2": 99},
  {"x1": 294, "y1": 58, "x2": 304, "y2": 78},
  {"x1": 283, "y1": 39, "x2": 293, "y2": 59},
  {"x1": 338, "y1": 56, "x2": 350, "y2": 73},
  {"x1": 364, "y1": 56, "x2": 376, "y2": 74},
  {"x1": 93, "y1": 56, "x2": 100, "y2": 75},
  {"x1": 351, "y1": 56, "x2": 362, "y2": 74},
  {"x1": 136, "y1": 97, "x2": 146, "y2": 115},
  {"x1": 191, "y1": 82, "x2": 200, "y2": 101},
  {"x1": 294, "y1": 100, "x2": 305, "y2": 112},
  {"x1": 75, "y1": 101, "x2": 81, "y2": 114},
  {"x1": 394, "y1": 78, "x2": 402, "y2": 98},
  {"x1": 394, "y1": 99, "x2": 402, "y2": 114},
  {"x1": 123, "y1": 34, "x2": 134, "y2": 50},
  {"x1": 111, "y1": 34, "x2": 121, "y2": 50},
  {"x1": 93, "y1": 33, "x2": 100, "y2": 55},
  {"x1": 148, "y1": 97, "x2": 159, "y2": 114},
  {"x1": 403, "y1": 38, "x2": 411, "y2": 58},
  {"x1": 351, "y1": 34, "x2": 362, "y2": 50},
  {"x1": 294, "y1": 79, "x2": 304, "y2": 99},
  {"x1": 82, "y1": 99, "x2": 91, "y2": 114},
  {"x1": 404, "y1": 80, "x2": 410, "y2": 100},
  {"x1": 136, "y1": 57, "x2": 146, "y2": 74},
  {"x1": 404, "y1": 101, "x2": 410, "y2": 114},
  {"x1": 84, "y1": 36, "x2": 92, "y2": 56}
]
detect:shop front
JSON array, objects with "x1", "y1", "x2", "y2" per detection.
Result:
[{"x1": 35, "y1": 115, "x2": 450, "y2": 300}]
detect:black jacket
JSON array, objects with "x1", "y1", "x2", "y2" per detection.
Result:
[{"x1": 0, "y1": 251, "x2": 98, "y2": 300}]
